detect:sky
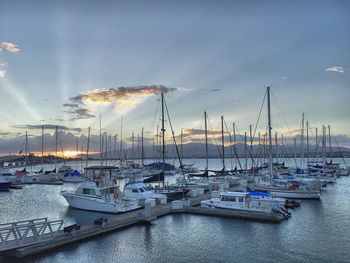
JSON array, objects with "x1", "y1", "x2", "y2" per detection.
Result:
[{"x1": 0, "y1": 0, "x2": 349, "y2": 154}]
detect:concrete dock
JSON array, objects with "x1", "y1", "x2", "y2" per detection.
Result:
[{"x1": 1, "y1": 190, "x2": 285, "y2": 258}]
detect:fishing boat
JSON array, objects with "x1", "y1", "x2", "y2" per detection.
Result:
[
  {"x1": 61, "y1": 181, "x2": 140, "y2": 213},
  {"x1": 201, "y1": 191, "x2": 290, "y2": 219}
]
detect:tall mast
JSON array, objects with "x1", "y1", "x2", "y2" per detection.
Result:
[
  {"x1": 306, "y1": 121, "x2": 309, "y2": 166},
  {"x1": 322, "y1": 125, "x2": 326, "y2": 174},
  {"x1": 99, "y1": 113, "x2": 102, "y2": 168},
  {"x1": 25, "y1": 131, "x2": 28, "y2": 169},
  {"x1": 233, "y1": 122, "x2": 237, "y2": 169},
  {"x1": 161, "y1": 93, "x2": 165, "y2": 169},
  {"x1": 250, "y1": 124, "x2": 253, "y2": 168},
  {"x1": 244, "y1": 132, "x2": 247, "y2": 171},
  {"x1": 221, "y1": 116, "x2": 225, "y2": 171},
  {"x1": 141, "y1": 128, "x2": 144, "y2": 166},
  {"x1": 161, "y1": 93, "x2": 166, "y2": 187},
  {"x1": 132, "y1": 132, "x2": 134, "y2": 159},
  {"x1": 55, "y1": 126, "x2": 58, "y2": 170},
  {"x1": 267, "y1": 86, "x2": 273, "y2": 178},
  {"x1": 86, "y1": 127, "x2": 90, "y2": 169},
  {"x1": 180, "y1": 128, "x2": 183, "y2": 160},
  {"x1": 204, "y1": 111, "x2": 208, "y2": 171},
  {"x1": 300, "y1": 112, "x2": 305, "y2": 169},
  {"x1": 328, "y1": 125, "x2": 332, "y2": 159},
  {"x1": 120, "y1": 116, "x2": 123, "y2": 162},
  {"x1": 41, "y1": 125, "x2": 44, "y2": 173}
]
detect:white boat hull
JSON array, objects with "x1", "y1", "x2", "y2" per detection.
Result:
[{"x1": 61, "y1": 192, "x2": 140, "y2": 213}]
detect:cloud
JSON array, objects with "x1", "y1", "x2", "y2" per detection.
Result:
[
  {"x1": 69, "y1": 108, "x2": 96, "y2": 121},
  {"x1": 64, "y1": 85, "x2": 179, "y2": 119},
  {"x1": 325, "y1": 66, "x2": 345, "y2": 73},
  {"x1": 69, "y1": 85, "x2": 178, "y2": 105},
  {"x1": 0, "y1": 42, "x2": 21, "y2": 53},
  {"x1": 0, "y1": 69, "x2": 5, "y2": 78},
  {"x1": 13, "y1": 124, "x2": 82, "y2": 132},
  {"x1": 63, "y1": 103, "x2": 79, "y2": 108},
  {"x1": 209, "y1": 89, "x2": 221, "y2": 92}
]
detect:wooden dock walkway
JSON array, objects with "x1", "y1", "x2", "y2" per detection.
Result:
[{"x1": 2, "y1": 190, "x2": 285, "y2": 258}]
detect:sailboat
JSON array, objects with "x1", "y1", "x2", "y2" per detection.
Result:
[
  {"x1": 145, "y1": 93, "x2": 189, "y2": 201},
  {"x1": 249, "y1": 87, "x2": 321, "y2": 199}
]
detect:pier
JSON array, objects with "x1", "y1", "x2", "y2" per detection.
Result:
[{"x1": 1, "y1": 190, "x2": 285, "y2": 258}]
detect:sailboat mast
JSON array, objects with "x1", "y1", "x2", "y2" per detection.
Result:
[
  {"x1": 99, "y1": 114, "x2": 102, "y2": 168},
  {"x1": 306, "y1": 121, "x2": 309, "y2": 166},
  {"x1": 160, "y1": 93, "x2": 166, "y2": 187},
  {"x1": 204, "y1": 111, "x2": 208, "y2": 171},
  {"x1": 328, "y1": 125, "x2": 332, "y2": 159},
  {"x1": 233, "y1": 122, "x2": 237, "y2": 169},
  {"x1": 25, "y1": 131, "x2": 28, "y2": 169},
  {"x1": 141, "y1": 128, "x2": 144, "y2": 166},
  {"x1": 322, "y1": 125, "x2": 326, "y2": 175},
  {"x1": 86, "y1": 127, "x2": 90, "y2": 169},
  {"x1": 41, "y1": 125, "x2": 44, "y2": 172},
  {"x1": 300, "y1": 113, "x2": 305, "y2": 169},
  {"x1": 55, "y1": 126, "x2": 58, "y2": 170},
  {"x1": 267, "y1": 86, "x2": 273, "y2": 178},
  {"x1": 221, "y1": 116, "x2": 225, "y2": 171},
  {"x1": 161, "y1": 93, "x2": 165, "y2": 171},
  {"x1": 180, "y1": 128, "x2": 183, "y2": 160},
  {"x1": 120, "y1": 116, "x2": 123, "y2": 163}
]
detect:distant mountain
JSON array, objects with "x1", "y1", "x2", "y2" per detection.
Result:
[{"x1": 87, "y1": 142, "x2": 350, "y2": 159}]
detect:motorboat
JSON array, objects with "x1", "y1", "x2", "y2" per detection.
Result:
[
  {"x1": 61, "y1": 181, "x2": 140, "y2": 213},
  {"x1": 201, "y1": 191, "x2": 290, "y2": 218}
]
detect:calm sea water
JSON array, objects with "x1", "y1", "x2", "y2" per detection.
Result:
[{"x1": 1, "y1": 158, "x2": 349, "y2": 263}]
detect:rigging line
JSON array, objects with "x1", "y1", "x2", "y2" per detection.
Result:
[
  {"x1": 252, "y1": 89, "x2": 267, "y2": 140},
  {"x1": 57, "y1": 130, "x2": 67, "y2": 166},
  {"x1": 163, "y1": 96, "x2": 183, "y2": 172},
  {"x1": 223, "y1": 119, "x2": 233, "y2": 170},
  {"x1": 271, "y1": 90, "x2": 291, "y2": 132},
  {"x1": 150, "y1": 98, "x2": 161, "y2": 131},
  {"x1": 207, "y1": 114, "x2": 223, "y2": 161},
  {"x1": 330, "y1": 128, "x2": 347, "y2": 166},
  {"x1": 224, "y1": 120, "x2": 244, "y2": 169}
]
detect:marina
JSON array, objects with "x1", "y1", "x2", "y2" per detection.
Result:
[
  {"x1": 0, "y1": 158, "x2": 349, "y2": 262},
  {"x1": 1, "y1": 1, "x2": 350, "y2": 262}
]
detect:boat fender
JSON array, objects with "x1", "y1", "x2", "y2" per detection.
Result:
[{"x1": 114, "y1": 192, "x2": 118, "y2": 199}]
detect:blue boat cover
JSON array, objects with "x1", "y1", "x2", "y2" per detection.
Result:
[{"x1": 249, "y1": 191, "x2": 272, "y2": 197}]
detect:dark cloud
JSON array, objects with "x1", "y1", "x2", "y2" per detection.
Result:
[
  {"x1": 12, "y1": 124, "x2": 82, "y2": 132},
  {"x1": 68, "y1": 108, "x2": 96, "y2": 121},
  {"x1": 63, "y1": 103, "x2": 79, "y2": 108}
]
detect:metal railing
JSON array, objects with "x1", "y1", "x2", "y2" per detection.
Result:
[{"x1": 0, "y1": 217, "x2": 63, "y2": 251}]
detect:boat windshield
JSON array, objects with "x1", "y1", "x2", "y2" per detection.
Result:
[{"x1": 83, "y1": 188, "x2": 96, "y2": 196}]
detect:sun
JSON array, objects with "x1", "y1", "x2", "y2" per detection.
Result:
[{"x1": 62, "y1": 151, "x2": 80, "y2": 158}]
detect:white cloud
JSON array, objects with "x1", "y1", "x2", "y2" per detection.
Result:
[
  {"x1": 0, "y1": 42, "x2": 21, "y2": 53},
  {"x1": 325, "y1": 66, "x2": 345, "y2": 73},
  {"x1": 0, "y1": 69, "x2": 6, "y2": 78}
]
